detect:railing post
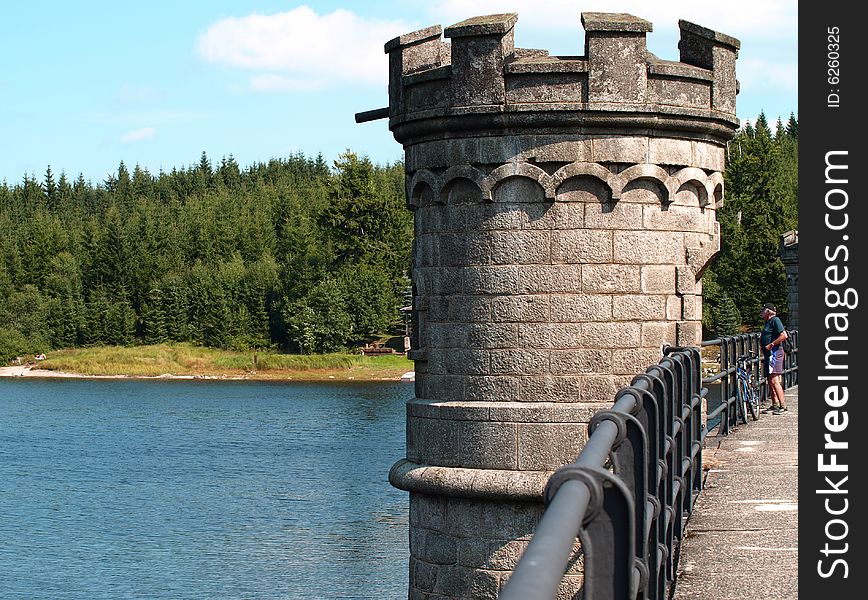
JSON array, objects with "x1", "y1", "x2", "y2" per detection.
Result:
[
  {"x1": 545, "y1": 465, "x2": 637, "y2": 600},
  {"x1": 591, "y1": 406, "x2": 650, "y2": 598}
]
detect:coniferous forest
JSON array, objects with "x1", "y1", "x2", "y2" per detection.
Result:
[
  {"x1": 1, "y1": 112, "x2": 797, "y2": 362},
  {"x1": 0, "y1": 151, "x2": 411, "y2": 361},
  {"x1": 702, "y1": 112, "x2": 799, "y2": 336}
]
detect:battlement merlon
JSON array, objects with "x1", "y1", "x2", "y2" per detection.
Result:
[
  {"x1": 444, "y1": 14, "x2": 518, "y2": 107},
  {"x1": 368, "y1": 13, "x2": 742, "y2": 143},
  {"x1": 678, "y1": 20, "x2": 740, "y2": 114},
  {"x1": 581, "y1": 12, "x2": 653, "y2": 104},
  {"x1": 384, "y1": 25, "x2": 448, "y2": 116}
]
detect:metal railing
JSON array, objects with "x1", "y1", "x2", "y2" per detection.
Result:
[
  {"x1": 702, "y1": 330, "x2": 798, "y2": 436},
  {"x1": 500, "y1": 333, "x2": 799, "y2": 600}
]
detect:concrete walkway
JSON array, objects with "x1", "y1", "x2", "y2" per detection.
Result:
[{"x1": 672, "y1": 386, "x2": 798, "y2": 600}]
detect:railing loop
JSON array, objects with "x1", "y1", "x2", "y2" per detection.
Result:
[
  {"x1": 544, "y1": 464, "x2": 605, "y2": 518},
  {"x1": 589, "y1": 410, "x2": 629, "y2": 447}
]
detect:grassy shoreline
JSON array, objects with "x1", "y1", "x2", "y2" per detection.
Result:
[{"x1": 10, "y1": 343, "x2": 414, "y2": 382}]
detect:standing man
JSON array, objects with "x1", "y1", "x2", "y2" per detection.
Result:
[{"x1": 760, "y1": 303, "x2": 788, "y2": 414}]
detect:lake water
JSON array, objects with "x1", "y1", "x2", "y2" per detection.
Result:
[{"x1": 0, "y1": 378, "x2": 413, "y2": 599}]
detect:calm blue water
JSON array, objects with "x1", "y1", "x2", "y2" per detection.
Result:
[{"x1": 0, "y1": 378, "x2": 412, "y2": 599}]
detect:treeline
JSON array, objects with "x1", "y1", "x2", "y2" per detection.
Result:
[
  {"x1": 702, "y1": 112, "x2": 799, "y2": 336},
  {"x1": 0, "y1": 151, "x2": 412, "y2": 361}
]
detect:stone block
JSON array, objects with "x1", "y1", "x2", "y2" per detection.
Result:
[
  {"x1": 443, "y1": 348, "x2": 490, "y2": 375},
  {"x1": 552, "y1": 229, "x2": 613, "y2": 263},
  {"x1": 445, "y1": 498, "x2": 540, "y2": 540},
  {"x1": 647, "y1": 76, "x2": 710, "y2": 109},
  {"x1": 644, "y1": 203, "x2": 713, "y2": 233},
  {"x1": 518, "y1": 423, "x2": 586, "y2": 470},
  {"x1": 487, "y1": 540, "x2": 529, "y2": 571},
  {"x1": 550, "y1": 348, "x2": 612, "y2": 375},
  {"x1": 463, "y1": 375, "x2": 520, "y2": 401},
  {"x1": 613, "y1": 230, "x2": 685, "y2": 264},
  {"x1": 492, "y1": 295, "x2": 550, "y2": 322},
  {"x1": 582, "y1": 264, "x2": 641, "y2": 293},
  {"x1": 649, "y1": 137, "x2": 694, "y2": 166},
  {"x1": 550, "y1": 294, "x2": 613, "y2": 322},
  {"x1": 612, "y1": 347, "x2": 664, "y2": 375},
  {"x1": 416, "y1": 372, "x2": 465, "y2": 402},
  {"x1": 430, "y1": 266, "x2": 464, "y2": 295},
  {"x1": 582, "y1": 321, "x2": 641, "y2": 348},
  {"x1": 518, "y1": 264, "x2": 583, "y2": 294},
  {"x1": 411, "y1": 557, "x2": 439, "y2": 593},
  {"x1": 463, "y1": 203, "x2": 524, "y2": 231},
  {"x1": 580, "y1": 374, "x2": 630, "y2": 403},
  {"x1": 412, "y1": 527, "x2": 459, "y2": 565},
  {"x1": 682, "y1": 294, "x2": 703, "y2": 320},
  {"x1": 666, "y1": 295, "x2": 683, "y2": 320},
  {"x1": 641, "y1": 265, "x2": 677, "y2": 293},
  {"x1": 439, "y1": 232, "x2": 493, "y2": 266},
  {"x1": 641, "y1": 321, "x2": 677, "y2": 347},
  {"x1": 612, "y1": 294, "x2": 667, "y2": 320},
  {"x1": 490, "y1": 349, "x2": 550, "y2": 375},
  {"x1": 583, "y1": 200, "x2": 643, "y2": 230},
  {"x1": 676, "y1": 265, "x2": 698, "y2": 294},
  {"x1": 492, "y1": 174, "x2": 547, "y2": 204},
  {"x1": 583, "y1": 13, "x2": 651, "y2": 104},
  {"x1": 677, "y1": 320, "x2": 703, "y2": 346},
  {"x1": 464, "y1": 265, "x2": 520, "y2": 295},
  {"x1": 445, "y1": 14, "x2": 517, "y2": 107},
  {"x1": 411, "y1": 494, "x2": 448, "y2": 530},
  {"x1": 458, "y1": 538, "x2": 492, "y2": 568},
  {"x1": 448, "y1": 295, "x2": 492, "y2": 322},
  {"x1": 517, "y1": 375, "x2": 583, "y2": 402},
  {"x1": 405, "y1": 78, "x2": 450, "y2": 113},
  {"x1": 530, "y1": 202, "x2": 585, "y2": 230},
  {"x1": 506, "y1": 72, "x2": 588, "y2": 105},
  {"x1": 467, "y1": 323, "x2": 520, "y2": 349},
  {"x1": 408, "y1": 415, "x2": 460, "y2": 466},
  {"x1": 693, "y1": 140, "x2": 725, "y2": 171},
  {"x1": 490, "y1": 230, "x2": 551, "y2": 264},
  {"x1": 521, "y1": 137, "x2": 592, "y2": 163},
  {"x1": 415, "y1": 205, "x2": 446, "y2": 235},
  {"x1": 459, "y1": 421, "x2": 518, "y2": 469},
  {"x1": 518, "y1": 322, "x2": 583, "y2": 349},
  {"x1": 591, "y1": 135, "x2": 648, "y2": 163},
  {"x1": 429, "y1": 322, "x2": 470, "y2": 349}
]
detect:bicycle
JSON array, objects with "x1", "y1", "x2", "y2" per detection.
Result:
[{"x1": 735, "y1": 351, "x2": 760, "y2": 422}]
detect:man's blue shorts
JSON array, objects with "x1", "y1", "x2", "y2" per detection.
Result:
[{"x1": 766, "y1": 345, "x2": 784, "y2": 375}]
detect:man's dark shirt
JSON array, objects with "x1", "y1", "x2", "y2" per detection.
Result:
[{"x1": 760, "y1": 315, "x2": 785, "y2": 356}]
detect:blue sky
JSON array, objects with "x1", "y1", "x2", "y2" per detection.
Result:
[{"x1": 1, "y1": 1, "x2": 797, "y2": 185}]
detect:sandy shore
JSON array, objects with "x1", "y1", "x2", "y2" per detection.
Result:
[
  {"x1": 0, "y1": 365, "x2": 198, "y2": 379},
  {"x1": 0, "y1": 364, "x2": 416, "y2": 382}
]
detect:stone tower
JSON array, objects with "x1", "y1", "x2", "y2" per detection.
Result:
[{"x1": 371, "y1": 12, "x2": 739, "y2": 598}]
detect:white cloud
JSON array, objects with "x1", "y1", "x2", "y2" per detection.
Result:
[
  {"x1": 197, "y1": 6, "x2": 413, "y2": 90},
  {"x1": 120, "y1": 127, "x2": 156, "y2": 143}
]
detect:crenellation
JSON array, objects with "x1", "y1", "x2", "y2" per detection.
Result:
[
  {"x1": 387, "y1": 15, "x2": 739, "y2": 148},
  {"x1": 444, "y1": 14, "x2": 518, "y2": 108},
  {"x1": 678, "y1": 20, "x2": 740, "y2": 114},
  {"x1": 582, "y1": 12, "x2": 652, "y2": 104}
]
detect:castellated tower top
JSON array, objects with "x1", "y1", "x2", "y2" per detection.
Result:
[{"x1": 378, "y1": 12, "x2": 740, "y2": 145}]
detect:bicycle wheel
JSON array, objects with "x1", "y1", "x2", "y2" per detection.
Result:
[
  {"x1": 746, "y1": 383, "x2": 759, "y2": 421},
  {"x1": 737, "y1": 379, "x2": 749, "y2": 424}
]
